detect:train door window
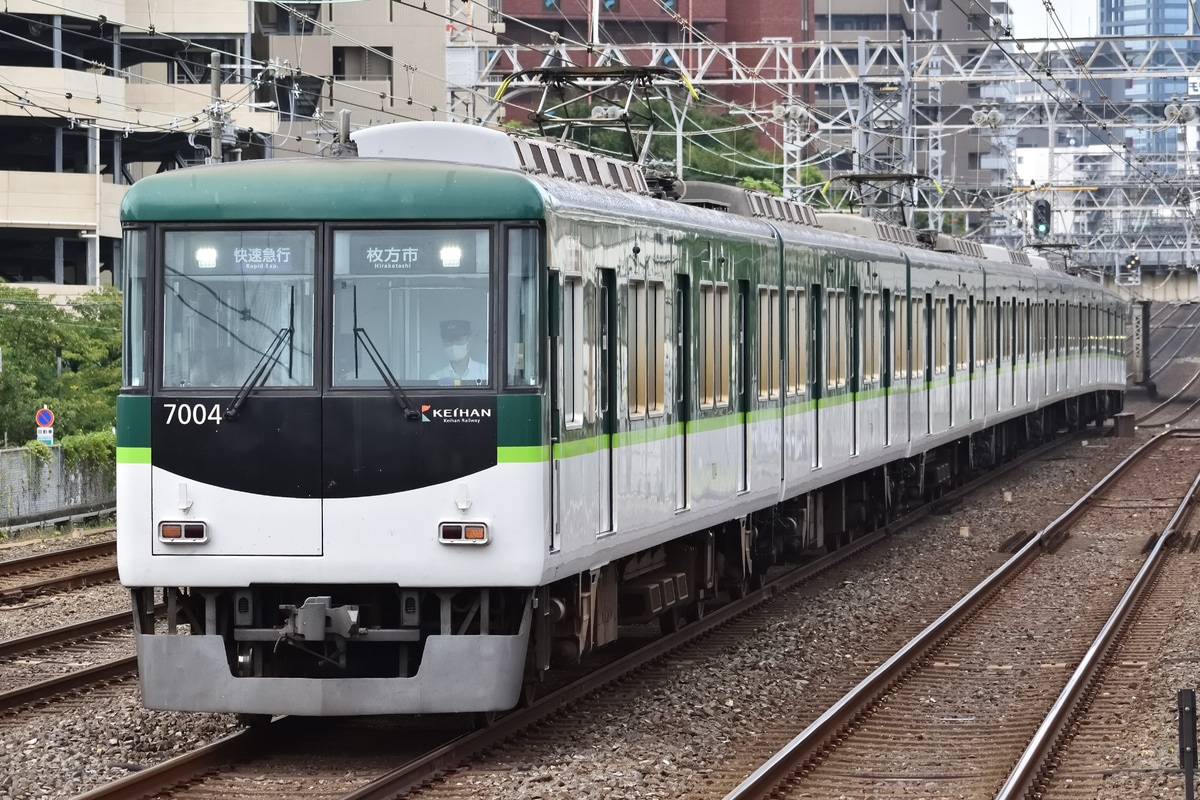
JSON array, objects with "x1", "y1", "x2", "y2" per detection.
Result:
[
  {"x1": 954, "y1": 298, "x2": 969, "y2": 374},
  {"x1": 122, "y1": 228, "x2": 148, "y2": 389},
  {"x1": 981, "y1": 300, "x2": 995, "y2": 367},
  {"x1": 331, "y1": 228, "x2": 490, "y2": 387},
  {"x1": 628, "y1": 279, "x2": 647, "y2": 418},
  {"x1": 882, "y1": 289, "x2": 893, "y2": 387},
  {"x1": 863, "y1": 291, "x2": 880, "y2": 384},
  {"x1": 826, "y1": 289, "x2": 846, "y2": 390},
  {"x1": 933, "y1": 296, "x2": 948, "y2": 376},
  {"x1": 562, "y1": 276, "x2": 584, "y2": 427},
  {"x1": 506, "y1": 227, "x2": 540, "y2": 387},
  {"x1": 998, "y1": 300, "x2": 1011, "y2": 366},
  {"x1": 893, "y1": 294, "x2": 908, "y2": 381},
  {"x1": 700, "y1": 283, "x2": 730, "y2": 408},
  {"x1": 1018, "y1": 301, "x2": 1028, "y2": 364},
  {"x1": 758, "y1": 287, "x2": 780, "y2": 399},
  {"x1": 786, "y1": 288, "x2": 807, "y2": 396},
  {"x1": 911, "y1": 295, "x2": 926, "y2": 381},
  {"x1": 163, "y1": 229, "x2": 316, "y2": 389},
  {"x1": 649, "y1": 281, "x2": 666, "y2": 415}
]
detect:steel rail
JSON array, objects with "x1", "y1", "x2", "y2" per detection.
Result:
[
  {"x1": 995, "y1": 457, "x2": 1200, "y2": 798},
  {"x1": 0, "y1": 540, "x2": 115, "y2": 575},
  {"x1": 0, "y1": 655, "x2": 137, "y2": 713},
  {"x1": 720, "y1": 428, "x2": 1186, "y2": 800},
  {"x1": 0, "y1": 609, "x2": 134, "y2": 659}
]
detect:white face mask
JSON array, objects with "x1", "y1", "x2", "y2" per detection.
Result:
[{"x1": 445, "y1": 343, "x2": 469, "y2": 362}]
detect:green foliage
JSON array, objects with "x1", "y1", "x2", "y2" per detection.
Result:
[
  {"x1": 0, "y1": 285, "x2": 121, "y2": 443},
  {"x1": 60, "y1": 429, "x2": 116, "y2": 488}
]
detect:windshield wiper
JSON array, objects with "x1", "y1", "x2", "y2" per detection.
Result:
[
  {"x1": 224, "y1": 326, "x2": 292, "y2": 420},
  {"x1": 353, "y1": 326, "x2": 420, "y2": 421}
]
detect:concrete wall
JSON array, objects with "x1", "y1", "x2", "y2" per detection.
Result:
[{"x1": 0, "y1": 446, "x2": 115, "y2": 531}]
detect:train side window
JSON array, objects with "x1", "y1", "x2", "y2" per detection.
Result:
[
  {"x1": 863, "y1": 291, "x2": 880, "y2": 384},
  {"x1": 825, "y1": 289, "x2": 846, "y2": 390},
  {"x1": 649, "y1": 281, "x2": 665, "y2": 415},
  {"x1": 786, "y1": 288, "x2": 807, "y2": 396},
  {"x1": 893, "y1": 294, "x2": 908, "y2": 381},
  {"x1": 506, "y1": 228, "x2": 540, "y2": 387},
  {"x1": 122, "y1": 228, "x2": 148, "y2": 389},
  {"x1": 758, "y1": 287, "x2": 780, "y2": 400},
  {"x1": 562, "y1": 276, "x2": 584, "y2": 428},
  {"x1": 998, "y1": 300, "x2": 1010, "y2": 365},
  {"x1": 628, "y1": 279, "x2": 647, "y2": 418}
]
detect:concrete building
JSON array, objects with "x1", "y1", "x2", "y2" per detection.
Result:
[{"x1": 0, "y1": 0, "x2": 472, "y2": 288}]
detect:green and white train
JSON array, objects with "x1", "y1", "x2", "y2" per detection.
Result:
[{"x1": 116, "y1": 121, "x2": 1126, "y2": 717}]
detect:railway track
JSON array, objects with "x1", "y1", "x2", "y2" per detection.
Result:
[
  {"x1": 0, "y1": 610, "x2": 137, "y2": 715},
  {"x1": 0, "y1": 540, "x2": 118, "y2": 602},
  {"x1": 67, "y1": 427, "x2": 1112, "y2": 800},
  {"x1": 722, "y1": 428, "x2": 1200, "y2": 800}
]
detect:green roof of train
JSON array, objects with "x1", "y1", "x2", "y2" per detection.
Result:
[{"x1": 121, "y1": 157, "x2": 546, "y2": 222}]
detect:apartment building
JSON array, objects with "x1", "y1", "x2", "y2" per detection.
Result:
[{"x1": 0, "y1": 0, "x2": 464, "y2": 287}]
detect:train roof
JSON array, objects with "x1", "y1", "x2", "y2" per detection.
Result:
[{"x1": 120, "y1": 153, "x2": 545, "y2": 223}]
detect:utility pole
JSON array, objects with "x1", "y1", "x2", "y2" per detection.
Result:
[{"x1": 210, "y1": 51, "x2": 223, "y2": 163}]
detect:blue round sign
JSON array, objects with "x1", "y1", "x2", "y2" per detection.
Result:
[{"x1": 35, "y1": 408, "x2": 54, "y2": 427}]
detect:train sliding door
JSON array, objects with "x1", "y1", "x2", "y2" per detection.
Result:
[
  {"x1": 674, "y1": 275, "x2": 690, "y2": 510},
  {"x1": 737, "y1": 280, "x2": 750, "y2": 492},
  {"x1": 598, "y1": 269, "x2": 616, "y2": 534}
]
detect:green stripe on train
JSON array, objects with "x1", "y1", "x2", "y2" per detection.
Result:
[{"x1": 117, "y1": 447, "x2": 151, "y2": 464}]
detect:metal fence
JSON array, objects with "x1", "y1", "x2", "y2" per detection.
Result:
[{"x1": 0, "y1": 446, "x2": 115, "y2": 531}]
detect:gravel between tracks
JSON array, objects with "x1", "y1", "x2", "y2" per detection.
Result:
[{"x1": 0, "y1": 427, "x2": 1156, "y2": 800}]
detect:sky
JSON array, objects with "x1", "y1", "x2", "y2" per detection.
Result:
[{"x1": 1006, "y1": 0, "x2": 1096, "y2": 38}]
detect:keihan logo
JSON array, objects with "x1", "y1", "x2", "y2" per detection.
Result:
[{"x1": 419, "y1": 404, "x2": 493, "y2": 423}]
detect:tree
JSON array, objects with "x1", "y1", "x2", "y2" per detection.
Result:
[{"x1": 0, "y1": 284, "x2": 121, "y2": 444}]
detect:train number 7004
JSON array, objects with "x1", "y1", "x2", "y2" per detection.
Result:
[{"x1": 163, "y1": 403, "x2": 223, "y2": 425}]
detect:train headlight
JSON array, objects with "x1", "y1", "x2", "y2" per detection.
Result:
[
  {"x1": 439, "y1": 522, "x2": 489, "y2": 545},
  {"x1": 159, "y1": 521, "x2": 208, "y2": 543}
]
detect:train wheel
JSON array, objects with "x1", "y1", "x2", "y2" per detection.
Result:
[
  {"x1": 474, "y1": 711, "x2": 501, "y2": 728},
  {"x1": 237, "y1": 713, "x2": 272, "y2": 728},
  {"x1": 658, "y1": 607, "x2": 685, "y2": 635},
  {"x1": 684, "y1": 599, "x2": 707, "y2": 624},
  {"x1": 519, "y1": 680, "x2": 540, "y2": 708}
]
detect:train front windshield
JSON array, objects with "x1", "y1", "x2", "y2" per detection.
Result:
[
  {"x1": 152, "y1": 225, "x2": 541, "y2": 393},
  {"x1": 332, "y1": 229, "x2": 490, "y2": 387}
]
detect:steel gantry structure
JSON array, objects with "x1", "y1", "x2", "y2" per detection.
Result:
[{"x1": 448, "y1": 33, "x2": 1200, "y2": 276}]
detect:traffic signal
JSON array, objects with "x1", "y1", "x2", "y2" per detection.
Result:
[
  {"x1": 1033, "y1": 198, "x2": 1051, "y2": 236},
  {"x1": 1116, "y1": 253, "x2": 1141, "y2": 286}
]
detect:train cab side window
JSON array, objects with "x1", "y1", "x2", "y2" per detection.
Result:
[
  {"x1": 562, "y1": 276, "x2": 584, "y2": 427},
  {"x1": 786, "y1": 288, "x2": 807, "y2": 396},
  {"x1": 506, "y1": 228, "x2": 541, "y2": 387},
  {"x1": 121, "y1": 228, "x2": 148, "y2": 389},
  {"x1": 758, "y1": 287, "x2": 780, "y2": 400}
]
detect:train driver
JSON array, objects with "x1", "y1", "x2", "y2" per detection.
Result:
[{"x1": 429, "y1": 319, "x2": 487, "y2": 385}]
